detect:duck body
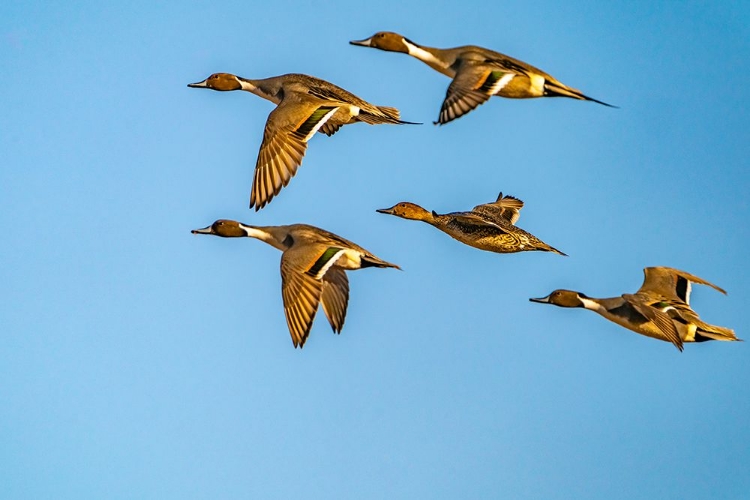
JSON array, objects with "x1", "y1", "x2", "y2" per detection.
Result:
[
  {"x1": 192, "y1": 219, "x2": 400, "y2": 348},
  {"x1": 350, "y1": 32, "x2": 615, "y2": 124},
  {"x1": 227, "y1": 73, "x2": 403, "y2": 128},
  {"x1": 435, "y1": 210, "x2": 561, "y2": 254},
  {"x1": 377, "y1": 192, "x2": 565, "y2": 255},
  {"x1": 188, "y1": 72, "x2": 415, "y2": 210},
  {"x1": 530, "y1": 267, "x2": 739, "y2": 351}
]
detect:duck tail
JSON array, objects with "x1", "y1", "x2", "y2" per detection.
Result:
[
  {"x1": 694, "y1": 324, "x2": 741, "y2": 342},
  {"x1": 361, "y1": 254, "x2": 402, "y2": 270},
  {"x1": 364, "y1": 105, "x2": 422, "y2": 125},
  {"x1": 544, "y1": 82, "x2": 618, "y2": 108},
  {"x1": 377, "y1": 105, "x2": 401, "y2": 121},
  {"x1": 540, "y1": 242, "x2": 567, "y2": 256}
]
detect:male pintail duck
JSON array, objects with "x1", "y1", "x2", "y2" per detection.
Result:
[
  {"x1": 192, "y1": 219, "x2": 400, "y2": 348},
  {"x1": 350, "y1": 32, "x2": 615, "y2": 124},
  {"x1": 188, "y1": 73, "x2": 417, "y2": 210},
  {"x1": 377, "y1": 192, "x2": 566, "y2": 255},
  {"x1": 530, "y1": 266, "x2": 739, "y2": 351}
]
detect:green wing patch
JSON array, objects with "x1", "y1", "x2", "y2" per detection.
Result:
[
  {"x1": 307, "y1": 247, "x2": 343, "y2": 277},
  {"x1": 478, "y1": 71, "x2": 509, "y2": 93},
  {"x1": 294, "y1": 106, "x2": 338, "y2": 139}
]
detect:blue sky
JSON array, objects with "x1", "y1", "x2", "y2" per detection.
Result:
[{"x1": 1, "y1": 1, "x2": 749, "y2": 498}]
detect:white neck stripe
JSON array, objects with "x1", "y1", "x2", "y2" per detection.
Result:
[
  {"x1": 239, "y1": 80, "x2": 258, "y2": 92},
  {"x1": 579, "y1": 297, "x2": 605, "y2": 313},
  {"x1": 240, "y1": 225, "x2": 273, "y2": 243},
  {"x1": 403, "y1": 40, "x2": 449, "y2": 69}
]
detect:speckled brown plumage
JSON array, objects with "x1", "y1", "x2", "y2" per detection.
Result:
[{"x1": 377, "y1": 192, "x2": 566, "y2": 255}]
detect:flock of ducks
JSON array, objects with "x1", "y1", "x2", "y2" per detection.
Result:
[{"x1": 189, "y1": 31, "x2": 738, "y2": 350}]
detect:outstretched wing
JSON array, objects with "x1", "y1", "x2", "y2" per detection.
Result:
[
  {"x1": 622, "y1": 293, "x2": 684, "y2": 351},
  {"x1": 250, "y1": 94, "x2": 339, "y2": 210},
  {"x1": 321, "y1": 268, "x2": 349, "y2": 334},
  {"x1": 445, "y1": 212, "x2": 511, "y2": 235},
  {"x1": 280, "y1": 250, "x2": 324, "y2": 348},
  {"x1": 637, "y1": 267, "x2": 727, "y2": 305},
  {"x1": 437, "y1": 59, "x2": 517, "y2": 124}
]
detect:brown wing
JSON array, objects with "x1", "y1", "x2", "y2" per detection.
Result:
[
  {"x1": 437, "y1": 75, "x2": 490, "y2": 125},
  {"x1": 321, "y1": 268, "x2": 349, "y2": 334},
  {"x1": 437, "y1": 60, "x2": 518, "y2": 125},
  {"x1": 637, "y1": 267, "x2": 727, "y2": 305},
  {"x1": 280, "y1": 246, "x2": 326, "y2": 348},
  {"x1": 471, "y1": 192, "x2": 524, "y2": 225},
  {"x1": 307, "y1": 83, "x2": 398, "y2": 122},
  {"x1": 447, "y1": 212, "x2": 511, "y2": 235},
  {"x1": 623, "y1": 293, "x2": 684, "y2": 351},
  {"x1": 307, "y1": 83, "x2": 368, "y2": 109},
  {"x1": 483, "y1": 56, "x2": 535, "y2": 78},
  {"x1": 250, "y1": 95, "x2": 339, "y2": 210}
]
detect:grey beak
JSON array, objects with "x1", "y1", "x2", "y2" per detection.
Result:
[
  {"x1": 191, "y1": 225, "x2": 213, "y2": 235},
  {"x1": 187, "y1": 79, "x2": 208, "y2": 88},
  {"x1": 529, "y1": 295, "x2": 552, "y2": 304},
  {"x1": 376, "y1": 208, "x2": 394, "y2": 215},
  {"x1": 349, "y1": 38, "x2": 372, "y2": 47}
]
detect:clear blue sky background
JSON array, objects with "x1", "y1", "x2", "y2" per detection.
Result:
[{"x1": 2, "y1": 1, "x2": 748, "y2": 498}]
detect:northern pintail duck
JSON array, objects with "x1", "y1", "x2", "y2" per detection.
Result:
[
  {"x1": 350, "y1": 32, "x2": 615, "y2": 124},
  {"x1": 192, "y1": 219, "x2": 400, "y2": 348},
  {"x1": 377, "y1": 192, "x2": 566, "y2": 255},
  {"x1": 188, "y1": 73, "x2": 416, "y2": 210},
  {"x1": 530, "y1": 267, "x2": 739, "y2": 351}
]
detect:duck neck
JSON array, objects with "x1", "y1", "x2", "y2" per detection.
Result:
[
  {"x1": 401, "y1": 40, "x2": 456, "y2": 77},
  {"x1": 238, "y1": 224, "x2": 288, "y2": 251},
  {"x1": 578, "y1": 296, "x2": 607, "y2": 313},
  {"x1": 237, "y1": 77, "x2": 282, "y2": 104},
  {"x1": 413, "y1": 208, "x2": 439, "y2": 225},
  {"x1": 580, "y1": 296, "x2": 631, "y2": 319}
]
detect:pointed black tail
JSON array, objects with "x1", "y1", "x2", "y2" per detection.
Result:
[{"x1": 544, "y1": 83, "x2": 618, "y2": 108}]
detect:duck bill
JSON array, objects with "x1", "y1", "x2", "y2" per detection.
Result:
[
  {"x1": 349, "y1": 37, "x2": 373, "y2": 47},
  {"x1": 376, "y1": 206, "x2": 395, "y2": 215},
  {"x1": 529, "y1": 295, "x2": 552, "y2": 304},
  {"x1": 191, "y1": 225, "x2": 214, "y2": 235},
  {"x1": 187, "y1": 79, "x2": 209, "y2": 88}
]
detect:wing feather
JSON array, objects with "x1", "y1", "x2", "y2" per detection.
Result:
[
  {"x1": 638, "y1": 267, "x2": 726, "y2": 305},
  {"x1": 280, "y1": 247, "x2": 325, "y2": 348},
  {"x1": 321, "y1": 268, "x2": 350, "y2": 333},
  {"x1": 471, "y1": 192, "x2": 525, "y2": 225},
  {"x1": 623, "y1": 293, "x2": 684, "y2": 351},
  {"x1": 250, "y1": 96, "x2": 339, "y2": 210}
]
